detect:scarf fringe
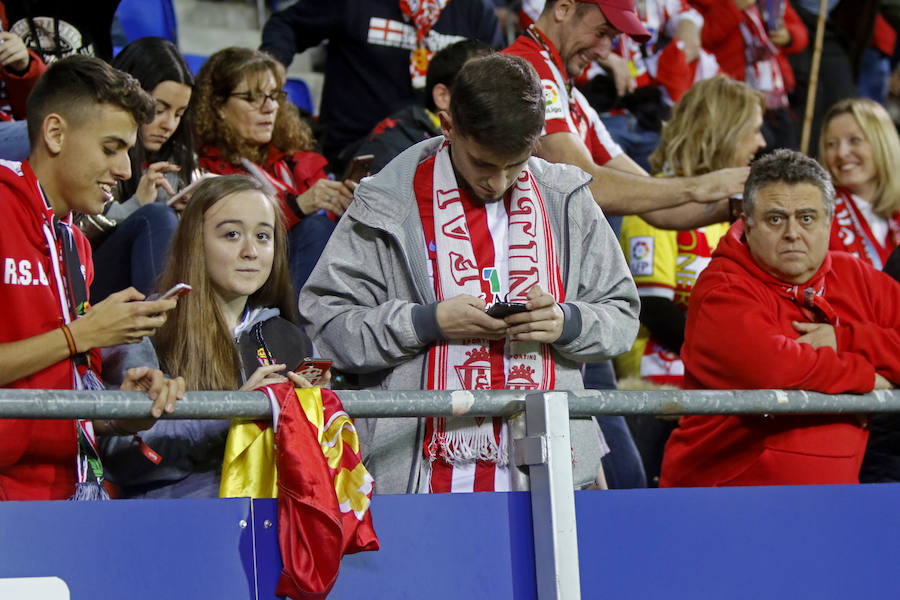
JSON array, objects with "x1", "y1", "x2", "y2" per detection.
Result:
[
  {"x1": 426, "y1": 418, "x2": 508, "y2": 466},
  {"x1": 69, "y1": 481, "x2": 110, "y2": 501}
]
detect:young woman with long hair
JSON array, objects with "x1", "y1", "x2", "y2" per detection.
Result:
[
  {"x1": 102, "y1": 175, "x2": 317, "y2": 498},
  {"x1": 90, "y1": 36, "x2": 196, "y2": 302}
]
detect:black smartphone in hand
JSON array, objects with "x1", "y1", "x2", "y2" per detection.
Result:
[{"x1": 485, "y1": 302, "x2": 528, "y2": 319}]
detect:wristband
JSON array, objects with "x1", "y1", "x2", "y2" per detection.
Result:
[{"x1": 60, "y1": 323, "x2": 77, "y2": 357}]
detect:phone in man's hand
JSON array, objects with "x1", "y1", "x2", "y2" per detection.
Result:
[
  {"x1": 147, "y1": 282, "x2": 192, "y2": 301},
  {"x1": 485, "y1": 301, "x2": 528, "y2": 319}
]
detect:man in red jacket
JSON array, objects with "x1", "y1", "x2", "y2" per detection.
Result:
[
  {"x1": 0, "y1": 56, "x2": 184, "y2": 500},
  {"x1": 661, "y1": 148, "x2": 900, "y2": 487}
]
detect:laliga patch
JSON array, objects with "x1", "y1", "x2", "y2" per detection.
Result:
[
  {"x1": 541, "y1": 79, "x2": 565, "y2": 120},
  {"x1": 629, "y1": 236, "x2": 654, "y2": 276}
]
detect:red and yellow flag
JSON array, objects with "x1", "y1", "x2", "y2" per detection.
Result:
[{"x1": 221, "y1": 384, "x2": 379, "y2": 598}]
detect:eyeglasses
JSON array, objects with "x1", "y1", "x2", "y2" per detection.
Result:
[{"x1": 229, "y1": 90, "x2": 288, "y2": 108}]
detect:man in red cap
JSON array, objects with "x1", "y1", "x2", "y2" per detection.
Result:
[{"x1": 504, "y1": 0, "x2": 745, "y2": 230}]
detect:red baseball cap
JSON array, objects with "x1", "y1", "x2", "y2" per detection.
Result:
[{"x1": 579, "y1": 0, "x2": 651, "y2": 44}]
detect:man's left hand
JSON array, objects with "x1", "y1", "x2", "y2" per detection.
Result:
[
  {"x1": 504, "y1": 285, "x2": 565, "y2": 343},
  {"x1": 793, "y1": 321, "x2": 837, "y2": 351}
]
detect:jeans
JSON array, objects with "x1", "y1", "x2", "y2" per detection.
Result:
[
  {"x1": 583, "y1": 361, "x2": 648, "y2": 489},
  {"x1": 288, "y1": 211, "x2": 336, "y2": 297},
  {"x1": 90, "y1": 203, "x2": 179, "y2": 301},
  {"x1": 599, "y1": 112, "x2": 659, "y2": 173},
  {"x1": 0, "y1": 120, "x2": 30, "y2": 162}
]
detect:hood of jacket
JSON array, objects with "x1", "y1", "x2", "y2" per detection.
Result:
[{"x1": 714, "y1": 220, "x2": 834, "y2": 300}]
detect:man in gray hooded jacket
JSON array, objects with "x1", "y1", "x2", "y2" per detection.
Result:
[{"x1": 300, "y1": 54, "x2": 639, "y2": 494}]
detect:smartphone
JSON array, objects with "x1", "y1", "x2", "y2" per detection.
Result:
[
  {"x1": 293, "y1": 358, "x2": 333, "y2": 386},
  {"x1": 342, "y1": 154, "x2": 375, "y2": 184},
  {"x1": 486, "y1": 301, "x2": 528, "y2": 319},
  {"x1": 148, "y1": 282, "x2": 192, "y2": 301},
  {"x1": 166, "y1": 173, "x2": 219, "y2": 207}
]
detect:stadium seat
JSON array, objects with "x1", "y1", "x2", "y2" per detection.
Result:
[
  {"x1": 183, "y1": 54, "x2": 208, "y2": 76},
  {"x1": 284, "y1": 78, "x2": 314, "y2": 114},
  {"x1": 115, "y1": 0, "x2": 179, "y2": 45}
]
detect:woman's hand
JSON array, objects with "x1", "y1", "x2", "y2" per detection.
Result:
[
  {"x1": 240, "y1": 363, "x2": 289, "y2": 391},
  {"x1": 136, "y1": 162, "x2": 180, "y2": 206},
  {"x1": 295, "y1": 178, "x2": 356, "y2": 216},
  {"x1": 99, "y1": 367, "x2": 185, "y2": 435},
  {"x1": 286, "y1": 369, "x2": 331, "y2": 388}
]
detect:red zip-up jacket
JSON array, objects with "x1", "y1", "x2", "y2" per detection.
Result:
[
  {"x1": 0, "y1": 159, "x2": 95, "y2": 500},
  {"x1": 661, "y1": 222, "x2": 900, "y2": 487}
]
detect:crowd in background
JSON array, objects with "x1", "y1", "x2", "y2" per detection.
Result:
[{"x1": 1, "y1": 0, "x2": 899, "y2": 505}]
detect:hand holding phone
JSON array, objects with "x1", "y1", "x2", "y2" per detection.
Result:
[
  {"x1": 485, "y1": 301, "x2": 528, "y2": 319},
  {"x1": 293, "y1": 358, "x2": 333, "y2": 386},
  {"x1": 146, "y1": 282, "x2": 192, "y2": 302},
  {"x1": 342, "y1": 154, "x2": 374, "y2": 184},
  {"x1": 166, "y1": 173, "x2": 219, "y2": 208}
]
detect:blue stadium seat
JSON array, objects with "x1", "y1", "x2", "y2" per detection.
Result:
[
  {"x1": 284, "y1": 77, "x2": 314, "y2": 114},
  {"x1": 183, "y1": 53, "x2": 208, "y2": 76},
  {"x1": 115, "y1": 0, "x2": 179, "y2": 45}
]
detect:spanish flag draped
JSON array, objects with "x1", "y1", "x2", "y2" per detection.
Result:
[{"x1": 220, "y1": 384, "x2": 379, "y2": 599}]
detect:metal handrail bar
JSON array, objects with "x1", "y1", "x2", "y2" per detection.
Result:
[{"x1": 0, "y1": 388, "x2": 897, "y2": 420}]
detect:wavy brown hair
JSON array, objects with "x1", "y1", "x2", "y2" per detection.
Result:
[
  {"x1": 819, "y1": 97, "x2": 900, "y2": 218},
  {"x1": 191, "y1": 47, "x2": 315, "y2": 166},
  {"x1": 154, "y1": 175, "x2": 298, "y2": 390},
  {"x1": 649, "y1": 75, "x2": 765, "y2": 177}
]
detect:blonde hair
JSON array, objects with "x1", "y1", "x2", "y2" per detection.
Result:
[
  {"x1": 819, "y1": 97, "x2": 900, "y2": 218},
  {"x1": 649, "y1": 75, "x2": 765, "y2": 176},
  {"x1": 191, "y1": 47, "x2": 315, "y2": 166},
  {"x1": 154, "y1": 175, "x2": 297, "y2": 390}
]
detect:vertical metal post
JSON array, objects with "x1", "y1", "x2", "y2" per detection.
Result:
[
  {"x1": 517, "y1": 392, "x2": 581, "y2": 600},
  {"x1": 508, "y1": 410, "x2": 530, "y2": 492}
]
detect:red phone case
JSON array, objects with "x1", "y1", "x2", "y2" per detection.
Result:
[{"x1": 294, "y1": 359, "x2": 332, "y2": 385}]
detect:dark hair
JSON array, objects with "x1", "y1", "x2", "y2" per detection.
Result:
[
  {"x1": 112, "y1": 37, "x2": 196, "y2": 200},
  {"x1": 424, "y1": 39, "x2": 492, "y2": 113},
  {"x1": 449, "y1": 54, "x2": 544, "y2": 156},
  {"x1": 743, "y1": 148, "x2": 835, "y2": 223},
  {"x1": 26, "y1": 55, "x2": 155, "y2": 147}
]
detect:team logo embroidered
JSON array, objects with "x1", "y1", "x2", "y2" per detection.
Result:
[
  {"x1": 507, "y1": 364, "x2": 539, "y2": 390},
  {"x1": 629, "y1": 236, "x2": 654, "y2": 276},
  {"x1": 542, "y1": 80, "x2": 565, "y2": 120},
  {"x1": 482, "y1": 267, "x2": 501, "y2": 303},
  {"x1": 455, "y1": 347, "x2": 491, "y2": 390}
]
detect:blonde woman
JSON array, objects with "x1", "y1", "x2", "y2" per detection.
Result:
[
  {"x1": 819, "y1": 98, "x2": 900, "y2": 270},
  {"x1": 617, "y1": 76, "x2": 765, "y2": 388}
]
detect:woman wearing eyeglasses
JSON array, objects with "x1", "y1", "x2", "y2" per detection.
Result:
[{"x1": 192, "y1": 47, "x2": 355, "y2": 293}]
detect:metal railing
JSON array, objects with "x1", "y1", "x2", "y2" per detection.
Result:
[
  {"x1": 2, "y1": 386, "x2": 898, "y2": 600},
  {"x1": 2, "y1": 388, "x2": 899, "y2": 420}
]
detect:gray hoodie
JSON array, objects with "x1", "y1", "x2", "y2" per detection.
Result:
[{"x1": 300, "y1": 137, "x2": 639, "y2": 492}]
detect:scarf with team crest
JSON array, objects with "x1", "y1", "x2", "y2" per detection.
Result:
[{"x1": 422, "y1": 142, "x2": 563, "y2": 491}]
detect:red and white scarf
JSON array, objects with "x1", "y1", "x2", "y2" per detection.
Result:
[
  {"x1": 400, "y1": 0, "x2": 449, "y2": 89},
  {"x1": 739, "y1": 5, "x2": 787, "y2": 109},
  {"x1": 831, "y1": 188, "x2": 900, "y2": 270},
  {"x1": 422, "y1": 143, "x2": 564, "y2": 492}
]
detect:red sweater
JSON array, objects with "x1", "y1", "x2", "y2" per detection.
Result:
[
  {"x1": 199, "y1": 145, "x2": 329, "y2": 230},
  {"x1": 661, "y1": 223, "x2": 900, "y2": 487},
  {"x1": 0, "y1": 160, "x2": 95, "y2": 500},
  {"x1": 689, "y1": 0, "x2": 807, "y2": 92}
]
